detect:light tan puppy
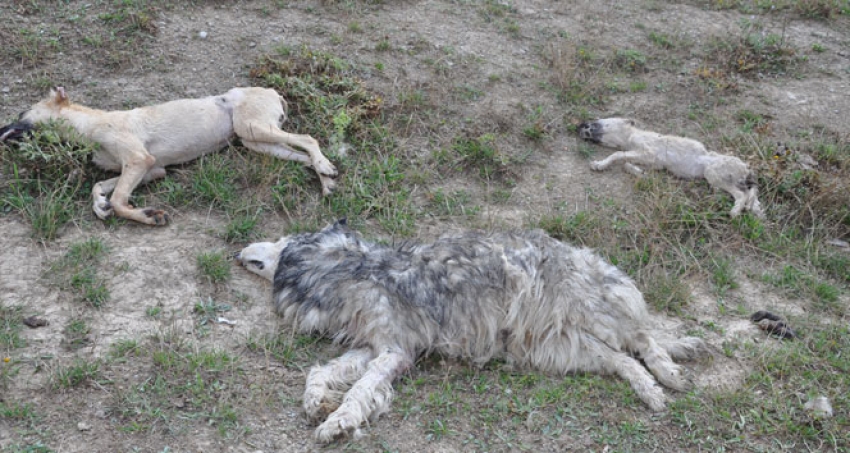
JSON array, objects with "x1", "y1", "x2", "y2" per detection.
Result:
[
  {"x1": 579, "y1": 118, "x2": 763, "y2": 218},
  {"x1": 8, "y1": 87, "x2": 337, "y2": 225}
]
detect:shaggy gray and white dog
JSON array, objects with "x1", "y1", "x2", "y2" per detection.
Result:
[{"x1": 237, "y1": 220, "x2": 705, "y2": 442}]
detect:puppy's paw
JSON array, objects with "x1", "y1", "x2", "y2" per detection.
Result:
[
  {"x1": 143, "y1": 208, "x2": 170, "y2": 226},
  {"x1": 590, "y1": 160, "x2": 606, "y2": 171}
]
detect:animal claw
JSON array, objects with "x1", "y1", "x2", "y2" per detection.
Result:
[{"x1": 143, "y1": 208, "x2": 170, "y2": 226}]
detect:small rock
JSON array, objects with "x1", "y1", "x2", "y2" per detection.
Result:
[
  {"x1": 1, "y1": 87, "x2": 9, "y2": 93},
  {"x1": 249, "y1": 41, "x2": 257, "y2": 48},
  {"x1": 198, "y1": 31, "x2": 208, "y2": 39},
  {"x1": 22, "y1": 316, "x2": 48, "y2": 328},
  {"x1": 77, "y1": 422, "x2": 91, "y2": 431}
]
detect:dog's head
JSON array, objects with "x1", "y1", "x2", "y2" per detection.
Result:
[
  {"x1": 1, "y1": 87, "x2": 70, "y2": 143},
  {"x1": 236, "y1": 237, "x2": 290, "y2": 281},
  {"x1": 20, "y1": 87, "x2": 71, "y2": 124},
  {"x1": 578, "y1": 117, "x2": 637, "y2": 148},
  {"x1": 236, "y1": 218, "x2": 356, "y2": 281}
]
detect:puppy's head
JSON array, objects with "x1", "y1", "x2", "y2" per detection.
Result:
[
  {"x1": 578, "y1": 117, "x2": 637, "y2": 148},
  {"x1": 236, "y1": 237, "x2": 290, "y2": 281}
]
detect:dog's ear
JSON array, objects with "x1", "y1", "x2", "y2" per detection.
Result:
[{"x1": 53, "y1": 86, "x2": 69, "y2": 105}]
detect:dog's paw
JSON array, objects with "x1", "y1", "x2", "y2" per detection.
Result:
[
  {"x1": 314, "y1": 412, "x2": 362, "y2": 444},
  {"x1": 640, "y1": 386, "x2": 668, "y2": 413},
  {"x1": 589, "y1": 161, "x2": 605, "y2": 171},
  {"x1": 313, "y1": 157, "x2": 338, "y2": 177},
  {"x1": 321, "y1": 177, "x2": 337, "y2": 196},
  {"x1": 657, "y1": 364, "x2": 691, "y2": 392},
  {"x1": 93, "y1": 200, "x2": 114, "y2": 220},
  {"x1": 143, "y1": 208, "x2": 170, "y2": 226}
]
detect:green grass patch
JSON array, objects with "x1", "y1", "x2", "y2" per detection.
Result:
[
  {"x1": 52, "y1": 358, "x2": 101, "y2": 389},
  {"x1": 45, "y1": 238, "x2": 111, "y2": 308},
  {"x1": 702, "y1": 20, "x2": 804, "y2": 77},
  {"x1": 196, "y1": 251, "x2": 231, "y2": 284},
  {"x1": 0, "y1": 121, "x2": 102, "y2": 240},
  {"x1": 110, "y1": 337, "x2": 245, "y2": 437}
]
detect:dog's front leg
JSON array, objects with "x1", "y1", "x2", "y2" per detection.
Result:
[
  {"x1": 92, "y1": 167, "x2": 166, "y2": 220},
  {"x1": 92, "y1": 176, "x2": 120, "y2": 220},
  {"x1": 109, "y1": 151, "x2": 168, "y2": 225},
  {"x1": 590, "y1": 149, "x2": 656, "y2": 172},
  {"x1": 304, "y1": 348, "x2": 374, "y2": 421},
  {"x1": 313, "y1": 348, "x2": 411, "y2": 443}
]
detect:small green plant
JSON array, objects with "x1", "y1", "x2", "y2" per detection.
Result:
[
  {"x1": 63, "y1": 319, "x2": 91, "y2": 349},
  {"x1": 193, "y1": 297, "x2": 232, "y2": 327},
  {"x1": 196, "y1": 251, "x2": 231, "y2": 284},
  {"x1": 648, "y1": 31, "x2": 675, "y2": 49},
  {"x1": 614, "y1": 49, "x2": 647, "y2": 72},
  {"x1": 428, "y1": 189, "x2": 480, "y2": 218},
  {"x1": 811, "y1": 42, "x2": 826, "y2": 52},
  {"x1": 45, "y1": 238, "x2": 111, "y2": 306},
  {"x1": 375, "y1": 38, "x2": 391, "y2": 52},
  {"x1": 442, "y1": 133, "x2": 514, "y2": 181},
  {"x1": 53, "y1": 359, "x2": 100, "y2": 388},
  {"x1": 710, "y1": 256, "x2": 739, "y2": 296},
  {"x1": 222, "y1": 210, "x2": 261, "y2": 243},
  {"x1": 1, "y1": 304, "x2": 26, "y2": 351},
  {"x1": 109, "y1": 339, "x2": 139, "y2": 359}
]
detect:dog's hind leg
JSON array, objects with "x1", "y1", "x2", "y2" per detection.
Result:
[
  {"x1": 241, "y1": 139, "x2": 337, "y2": 195},
  {"x1": 234, "y1": 121, "x2": 337, "y2": 178},
  {"x1": 92, "y1": 167, "x2": 166, "y2": 220},
  {"x1": 579, "y1": 335, "x2": 667, "y2": 411},
  {"x1": 304, "y1": 348, "x2": 374, "y2": 421},
  {"x1": 630, "y1": 332, "x2": 692, "y2": 392},
  {"x1": 314, "y1": 349, "x2": 411, "y2": 443},
  {"x1": 704, "y1": 162, "x2": 754, "y2": 217}
]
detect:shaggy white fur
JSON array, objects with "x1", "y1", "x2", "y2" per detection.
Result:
[{"x1": 579, "y1": 118, "x2": 763, "y2": 218}]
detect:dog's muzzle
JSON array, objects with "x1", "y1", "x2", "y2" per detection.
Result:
[
  {"x1": 577, "y1": 121, "x2": 602, "y2": 144},
  {"x1": 0, "y1": 121, "x2": 34, "y2": 142}
]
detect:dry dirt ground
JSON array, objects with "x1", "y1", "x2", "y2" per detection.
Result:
[{"x1": 1, "y1": 1, "x2": 849, "y2": 452}]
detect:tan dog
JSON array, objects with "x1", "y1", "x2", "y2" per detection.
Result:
[
  {"x1": 3, "y1": 87, "x2": 337, "y2": 225},
  {"x1": 579, "y1": 118, "x2": 763, "y2": 218}
]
